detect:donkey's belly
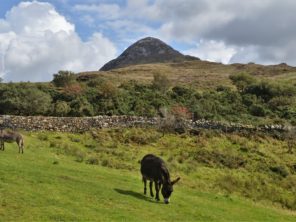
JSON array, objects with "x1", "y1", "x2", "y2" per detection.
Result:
[{"x1": 142, "y1": 174, "x2": 162, "y2": 182}]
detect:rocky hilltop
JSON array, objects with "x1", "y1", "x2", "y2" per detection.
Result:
[{"x1": 100, "y1": 37, "x2": 199, "y2": 71}]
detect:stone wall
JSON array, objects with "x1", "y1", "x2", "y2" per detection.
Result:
[
  {"x1": 0, "y1": 115, "x2": 291, "y2": 133},
  {"x1": 0, "y1": 115, "x2": 158, "y2": 132}
]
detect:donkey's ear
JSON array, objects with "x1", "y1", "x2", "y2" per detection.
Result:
[{"x1": 172, "y1": 177, "x2": 180, "y2": 185}]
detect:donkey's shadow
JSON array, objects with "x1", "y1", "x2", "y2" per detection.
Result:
[{"x1": 114, "y1": 188, "x2": 161, "y2": 204}]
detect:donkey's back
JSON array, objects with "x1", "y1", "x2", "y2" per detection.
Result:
[{"x1": 140, "y1": 154, "x2": 166, "y2": 182}]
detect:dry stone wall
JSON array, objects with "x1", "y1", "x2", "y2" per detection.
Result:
[
  {"x1": 0, "y1": 115, "x2": 290, "y2": 133},
  {"x1": 0, "y1": 115, "x2": 158, "y2": 132}
]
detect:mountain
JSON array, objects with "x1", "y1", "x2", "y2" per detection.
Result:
[{"x1": 99, "y1": 37, "x2": 199, "y2": 71}]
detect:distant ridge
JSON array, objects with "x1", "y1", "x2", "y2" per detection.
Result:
[{"x1": 99, "y1": 37, "x2": 199, "y2": 71}]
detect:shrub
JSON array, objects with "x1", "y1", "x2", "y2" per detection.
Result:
[
  {"x1": 152, "y1": 73, "x2": 170, "y2": 93},
  {"x1": 249, "y1": 104, "x2": 267, "y2": 117},
  {"x1": 0, "y1": 85, "x2": 52, "y2": 115},
  {"x1": 52, "y1": 70, "x2": 77, "y2": 87},
  {"x1": 54, "y1": 101, "x2": 71, "y2": 116},
  {"x1": 230, "y1": 72, "x2": 257, "y2": 92},
  {"x1": 269, "y1": 166, "x2": 289, "y2": 178},
  {"x1": 158, "y1": 104, "x2": 191, "y2": 134},
  {"x1": 37, "y1": 133, "x2": 48, "y2": 141},
  {"x1": 75, "y1": 151, "x2": 86, "y2": 163},
  {"x1": 69, "y1": 97, "x2": 94, "y2": 116},
  {"x1": 86, "y1": 156, "x2": 99, "y2": 165},
  {"x1": 63, "y1": 83, "x2": 83, "y2": 96}
]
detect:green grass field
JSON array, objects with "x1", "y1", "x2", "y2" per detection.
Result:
[{"x1": 0, "y1": 129, "x2": 296, "y2": 221}]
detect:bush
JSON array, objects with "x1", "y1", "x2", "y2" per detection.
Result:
[
  {"x1": 152, "y1": 73, "x2": 170, "y2": 93},
  {"x1": 52, "y1": 70, "x2": 77, "y2": 87},
  {"x1": 0, "y1": 85, "x2": 52, "y2": 115},
  {"x1": 230, "y1": 72, "x2": 257, "y2": 92},
  {"x1": 54, "y1": 101, "x2": 71, "y2": 116},
  {"x1": 75, "y1": 151, "x2": 86, "y2": 163},
  {"x1": 270, "y1": 166, "x2": 289, "y2": 178},
  {"x1": 69, "y1": 97, "x2": 94, "y2": 116},
  {"x1": 158, "y1": 104, "x2": 191, "y2": 134},
  {"x1": 37, "y1": 133, "x2": 48, "y2": 141},
  {"x1": 249, "y1": 104, "x2": 267, "y2": 117},
  {"x1": 86, "y1": 156, "x2": 99, "y2": 165}
]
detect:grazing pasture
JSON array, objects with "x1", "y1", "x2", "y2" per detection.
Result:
[{"x1": 0, "y1": 129, "x2": 296, "y2": 221}]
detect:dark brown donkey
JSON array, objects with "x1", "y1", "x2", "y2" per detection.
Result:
[
  {"x1": 0, "y1": 129, "x2": 24, "y2": 153},
  {"x1": 140, "y1": 154, "x2": 180, "y2": 204}
]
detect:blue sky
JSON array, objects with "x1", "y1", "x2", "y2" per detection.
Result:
[{"x1": 1, "y1": 0, "x2": 296, "y2": 82}]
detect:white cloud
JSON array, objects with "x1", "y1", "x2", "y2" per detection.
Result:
[
  {"x1": 73, "y1": 0, "x2": 160, "y2": 41},
  {"x1": 152, "y1": 0, "x2": 296, "y2": 65},
  {"x1": 6, "y1": 1, "x2": 75, "y2": 35},
  {"x1": 185, "y1": 40, "x2": 237, "y2": 64},
  {"x1": 0, "y1": 1, "x2": 117, "y2": 82},
  {"x1": 78, "y1": 0, "x2": 296, "y2": 66},
  {"x1": 74, "y1": 3, "x2": 121, "y2": 20}
]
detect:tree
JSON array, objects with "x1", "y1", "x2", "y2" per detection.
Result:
[{"x1": 52, "y1": 70, "x2": 77, "y2": 87}]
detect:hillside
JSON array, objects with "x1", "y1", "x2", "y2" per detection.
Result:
[
  {"x1": 0, "y1": 129, "x2": 296, "y2": 221},
  {"x1": 81, "y1": 60, "x2": 296, "y2": 90},
  {"x1": 1, "y1": 60, "x2": 296, "y2": 126},
  {"x1": 1, "y1": 37, "x2": 296, "y2": 125}
]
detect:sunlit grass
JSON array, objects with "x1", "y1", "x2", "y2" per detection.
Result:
[{"x1": 0, "y1": 129, "x2": 296, "y2": 221}]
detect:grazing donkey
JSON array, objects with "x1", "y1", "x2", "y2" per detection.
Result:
[
  {"x1": 140, "y1": 154, "x2": 180, "y2": 204},
  {"x1": 0, "y1": 129, "x2": 24, "y2": 154}
]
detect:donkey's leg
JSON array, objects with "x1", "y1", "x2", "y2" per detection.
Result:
[
  {"x1": 143, "y1": 177, "x2": 147, "y2": 195},
  {"x1": 149, "y1": 181, "x2": 154, "y2": 197},
  {"x1": 21, "y1": 139, "x2": 24, "y2": 154},
  {"x1": 155, "y1": 181, "x2": 160, "y2": 201},
  {"x1": 20, "y1": 142, "x2": 24, "y2": 154},
  {"x1": 17, "y1": 142, "x2": 21, "y2": 154},
  {"x1": 17, "y1": 141, "x2": 23, "y2": 154}
]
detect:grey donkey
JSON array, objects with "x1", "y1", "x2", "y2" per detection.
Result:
[{"x1": 0, "y1": 129, "x2": 24, "y2": 153}]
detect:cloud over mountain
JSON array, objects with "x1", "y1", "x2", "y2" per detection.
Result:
[
  {"x1": 1, "y1": 0, "x2": 296, "y2": 81},
  {"x1": 74, "y1": 0, "x2": 296, "y2": 65},
  {"x1": 153, "y1": 0, "x2": 296, "y2": 65},
  {"x1": 0, "y1": 1, "x2": 116, "y2": 82}
]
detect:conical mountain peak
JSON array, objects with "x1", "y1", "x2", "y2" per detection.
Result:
[{"x1": 100, "y1": 37, "x2": 199, "y2": 71}]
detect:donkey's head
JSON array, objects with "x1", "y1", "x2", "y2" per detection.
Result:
[{"x1": 161, "y1": 177, "x2": 180, "y2": 204}]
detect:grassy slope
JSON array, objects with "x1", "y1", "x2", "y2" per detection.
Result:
[
  {"x1": 78, "y1": 60, "x2": 296, "y2": 89},
  {"x1": 1, "y1": 130, "x2": 296, "y2": 221}
]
